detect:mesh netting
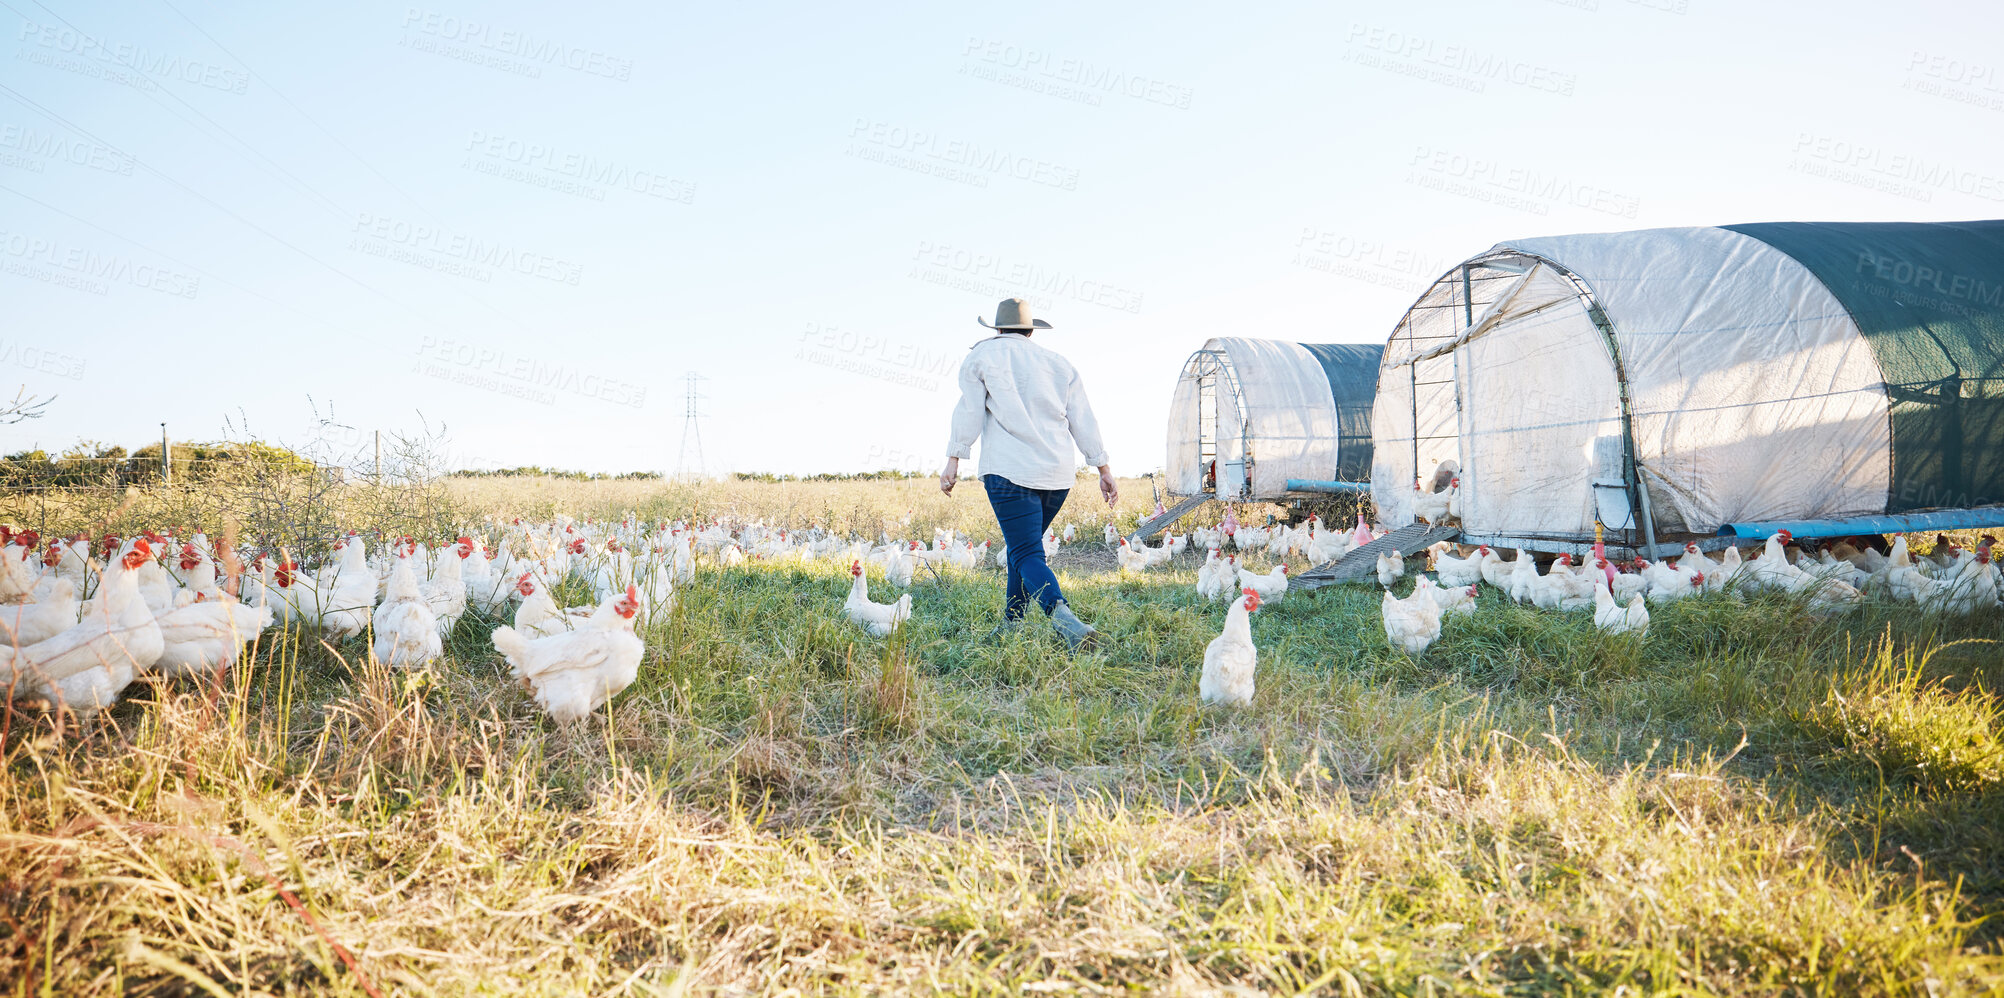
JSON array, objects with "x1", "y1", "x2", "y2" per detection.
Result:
[{"x1": 1726, "y1": 220, "x2": 2004, "y2": 512}]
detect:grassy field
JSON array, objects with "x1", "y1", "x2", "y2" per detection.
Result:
[{"x1": 3, "y1": 474, "x2": 2002, "y2": 996}]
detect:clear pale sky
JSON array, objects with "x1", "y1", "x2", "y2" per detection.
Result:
[{"x1": 1, "y1": 0, "x2": 1999, "y2": 476}]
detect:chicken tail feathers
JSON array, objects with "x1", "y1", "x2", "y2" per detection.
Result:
[{"x1": 490, "y1": 625, "x2": 529, "y2": 676}]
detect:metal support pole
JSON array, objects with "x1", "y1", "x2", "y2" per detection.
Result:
[
  {"x1": 1635, "y1": 462, "x2": 1660, "y2": 556},
  {"x1": 374, "y1": 430, "x2": 381, "y2": 481},
  {"x1": 160, "y1": 423, "x2": 170, "y2": 484}
]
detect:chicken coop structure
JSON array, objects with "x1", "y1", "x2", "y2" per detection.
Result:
[
  {"x1": 1370, "y1": 219, "x2": 2004, "y2": 558},
  {"x1": 1163, "y1": 337, "x2": 1383, "y2": 502}
]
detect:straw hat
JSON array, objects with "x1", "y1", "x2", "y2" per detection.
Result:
[{"x1": 977, "y1": 297, "x2": 1051, "y2": 330}]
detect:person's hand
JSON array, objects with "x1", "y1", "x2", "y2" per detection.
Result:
[
  {"x1": 1097, "y1": 465, "x2": 1118, "y2": 506},
  {"x1": 940, "y1": 458, "x2": 959, "y2": 496}
]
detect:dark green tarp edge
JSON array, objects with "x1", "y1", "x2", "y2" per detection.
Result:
[
  {"x1": 1299, "y1": 342, "x2": 1383, "y2": 482},
  {"x1": 1724, "y1": 220, "x2": 2004, "y2": 512}
]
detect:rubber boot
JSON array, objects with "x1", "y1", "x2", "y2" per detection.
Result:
[
  {"x1": 1049, "y1": 601, "x2": 1100, "y2": 653},
  {"x1": 984, "y1": 617, "x2": 1028, "y2": 643}
]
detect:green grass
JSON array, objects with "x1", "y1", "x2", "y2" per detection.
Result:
[{"x1": 2, "y1": 480, "x2": 2002, "y2": 995}]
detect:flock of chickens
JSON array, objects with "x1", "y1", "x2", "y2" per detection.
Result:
[
  {"x1": 0, "y1": 478, "x2": 1996, "y2": 723},
  {"x1": 0, "y1": 519, "x2": 696, "y2": 722}
]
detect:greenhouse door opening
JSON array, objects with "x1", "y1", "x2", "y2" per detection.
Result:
[{"x1": 1185, "y1": 347, "x2": 1250, "y2": 499}]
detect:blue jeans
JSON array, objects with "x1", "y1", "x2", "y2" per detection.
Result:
[{"x1": 984, "y1": 474, "x2": 1069, "y2": 619}]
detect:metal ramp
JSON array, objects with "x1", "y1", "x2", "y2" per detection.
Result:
[
  {"x1": 1292, "y1": 522, "x2": 1462, "y2": 591},
  {"x1": 1128, "y1": 494, "x2": 1211, "y2": 544}
]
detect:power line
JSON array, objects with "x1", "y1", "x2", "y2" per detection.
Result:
[{"x1": 151, "y1": 0, "x2": 446, "y2": 224}]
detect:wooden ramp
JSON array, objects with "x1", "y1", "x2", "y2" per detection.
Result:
[
  {"x1": 1128, "y1": 494, "x2": 1211, "y2": 544},
  {"x1": 1292, "y1": 522, "x2": 1462, "y2": 591}
]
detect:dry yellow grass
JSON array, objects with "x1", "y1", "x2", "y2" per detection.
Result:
[{"x1": 1, "y1": 474, "x2": 2000, "y2": 995}]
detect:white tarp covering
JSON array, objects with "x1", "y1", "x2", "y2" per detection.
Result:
[
  {"x1": 1372, "y1": 225, "x2": 1893, "y2": 541},
  {"x1": 1166, "y1": 370, "x2": 1203, "y2": 494},
  {"x1": 1219, "y1": 338, "x2": 1341, "y2": 498},
  {"x1": 1505, "y1": 227, "x2": 1892, "y2": 532},
  {"x1": 1165, "y1": 338, "x2": 1340, "y2": 499}
]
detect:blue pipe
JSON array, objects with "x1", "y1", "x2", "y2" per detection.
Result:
[
  {"x1": 1719, "y1": 507, "x2": 2004, "y2": 539},
  {"x1": 1284, "y1": 479, "x2": 1372, "y2": 494}
]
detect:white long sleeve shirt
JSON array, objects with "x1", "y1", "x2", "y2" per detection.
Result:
[{"x1": 946, "y1": 333, "x2": 1109, "y2": 490}]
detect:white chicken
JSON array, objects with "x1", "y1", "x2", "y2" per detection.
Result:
[
  {"x1": 1638, "y1": 558, "x2": 1704, "y2": 602},
  {"x1": 1042, "y1": 528, "x2": 1061, "y2": 560},
  {"x1": 1477, "y1": 546, "x2": 1514, "y2": 591},
  {"x1": 1115, "y1": 537, "x2": 1151, "y2": 574},
  {"x1": 1709, "y1": 546, "x2": 1748, "y2": 594},
  {"x1": 1376, "y1": 551, "x2": 1405, "y2": 587},
  {"x1": 1199, "y1": 588, "x2": 1262, "y2": 706},
  {"x1": 1430, "y1": 543, "x2": 1483, "y2": 588},
  {"x1": 491, "y1": 584, "x2": 646, "y2": 724},
  {"x1": 1426, "y1": 577, "x2": 1479, "y2": 617},
  {"x1": 1305, "y1": 524, "x2": 1351, "y2": 566},
  {"x1": 421, "y1": 538, "x2": 471, "y2": 635},
  {"x1": 884, "y1": 544, "x2": 916, "y2": 587},
  {"x1": 314, "y1": 535, "x2": 376, "y2": 638},
  {"x1": 153, "y1": 548, "x2": 275, "y2": 679},
  {"x1": 0, "y1": 541, "x2": 163, "y2": 713},
  {"x1": 844, "y1": 561, "x2": 911, "y2": 636},
  {"x1": 1528, "y1": 555, "x2": 1594, "y2": 611},
  {"x1": 373, "y1": 553, "x2": 442, "y2": 669},
  {"x1": 1506, "y1": 549, "x2": 1541, "y2": 604},
  {"x1": 1135, "y1": 535, "x2": 1176, "y2": 568},
  {"x1": 1410, "y1": 477, "x2": 1457, "y2": 524},
  {"x1": 1382, "y1": 576, "x2": 1443, "y2": 656},
  {"x1": 0, "y1": 528, "x2": 40, "y2": 601},
  {"x1": 512, "y1": 572, "x2": 595, "y2": 639},
  {"x1": 1592, "y1": 574, "x2": 1650, "y2": 636},
  {"x1": 1914, "y1": 545, "x2": 1998, "y2": 614},
  {"x1": 1194, "y1": 549, "x2": 1228, "y2": 601},
  {"x1": 0, "y1": 579, "x2": 77, "y2": 648},
  {"x1": 1237, "y1": 562, "x2": 1290, "y2": 603}
]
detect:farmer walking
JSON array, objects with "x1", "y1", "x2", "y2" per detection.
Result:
[{"x1": 941, "y1": 298, "x2": 1118, "y2": 651}]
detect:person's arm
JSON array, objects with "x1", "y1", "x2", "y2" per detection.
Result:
[
  {"x1": 941, "y1": 354, "x2": 986, "y2": 494},
  {"x1": 1064, "y1": 371, "x2": 1118, "y2": 505}
]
